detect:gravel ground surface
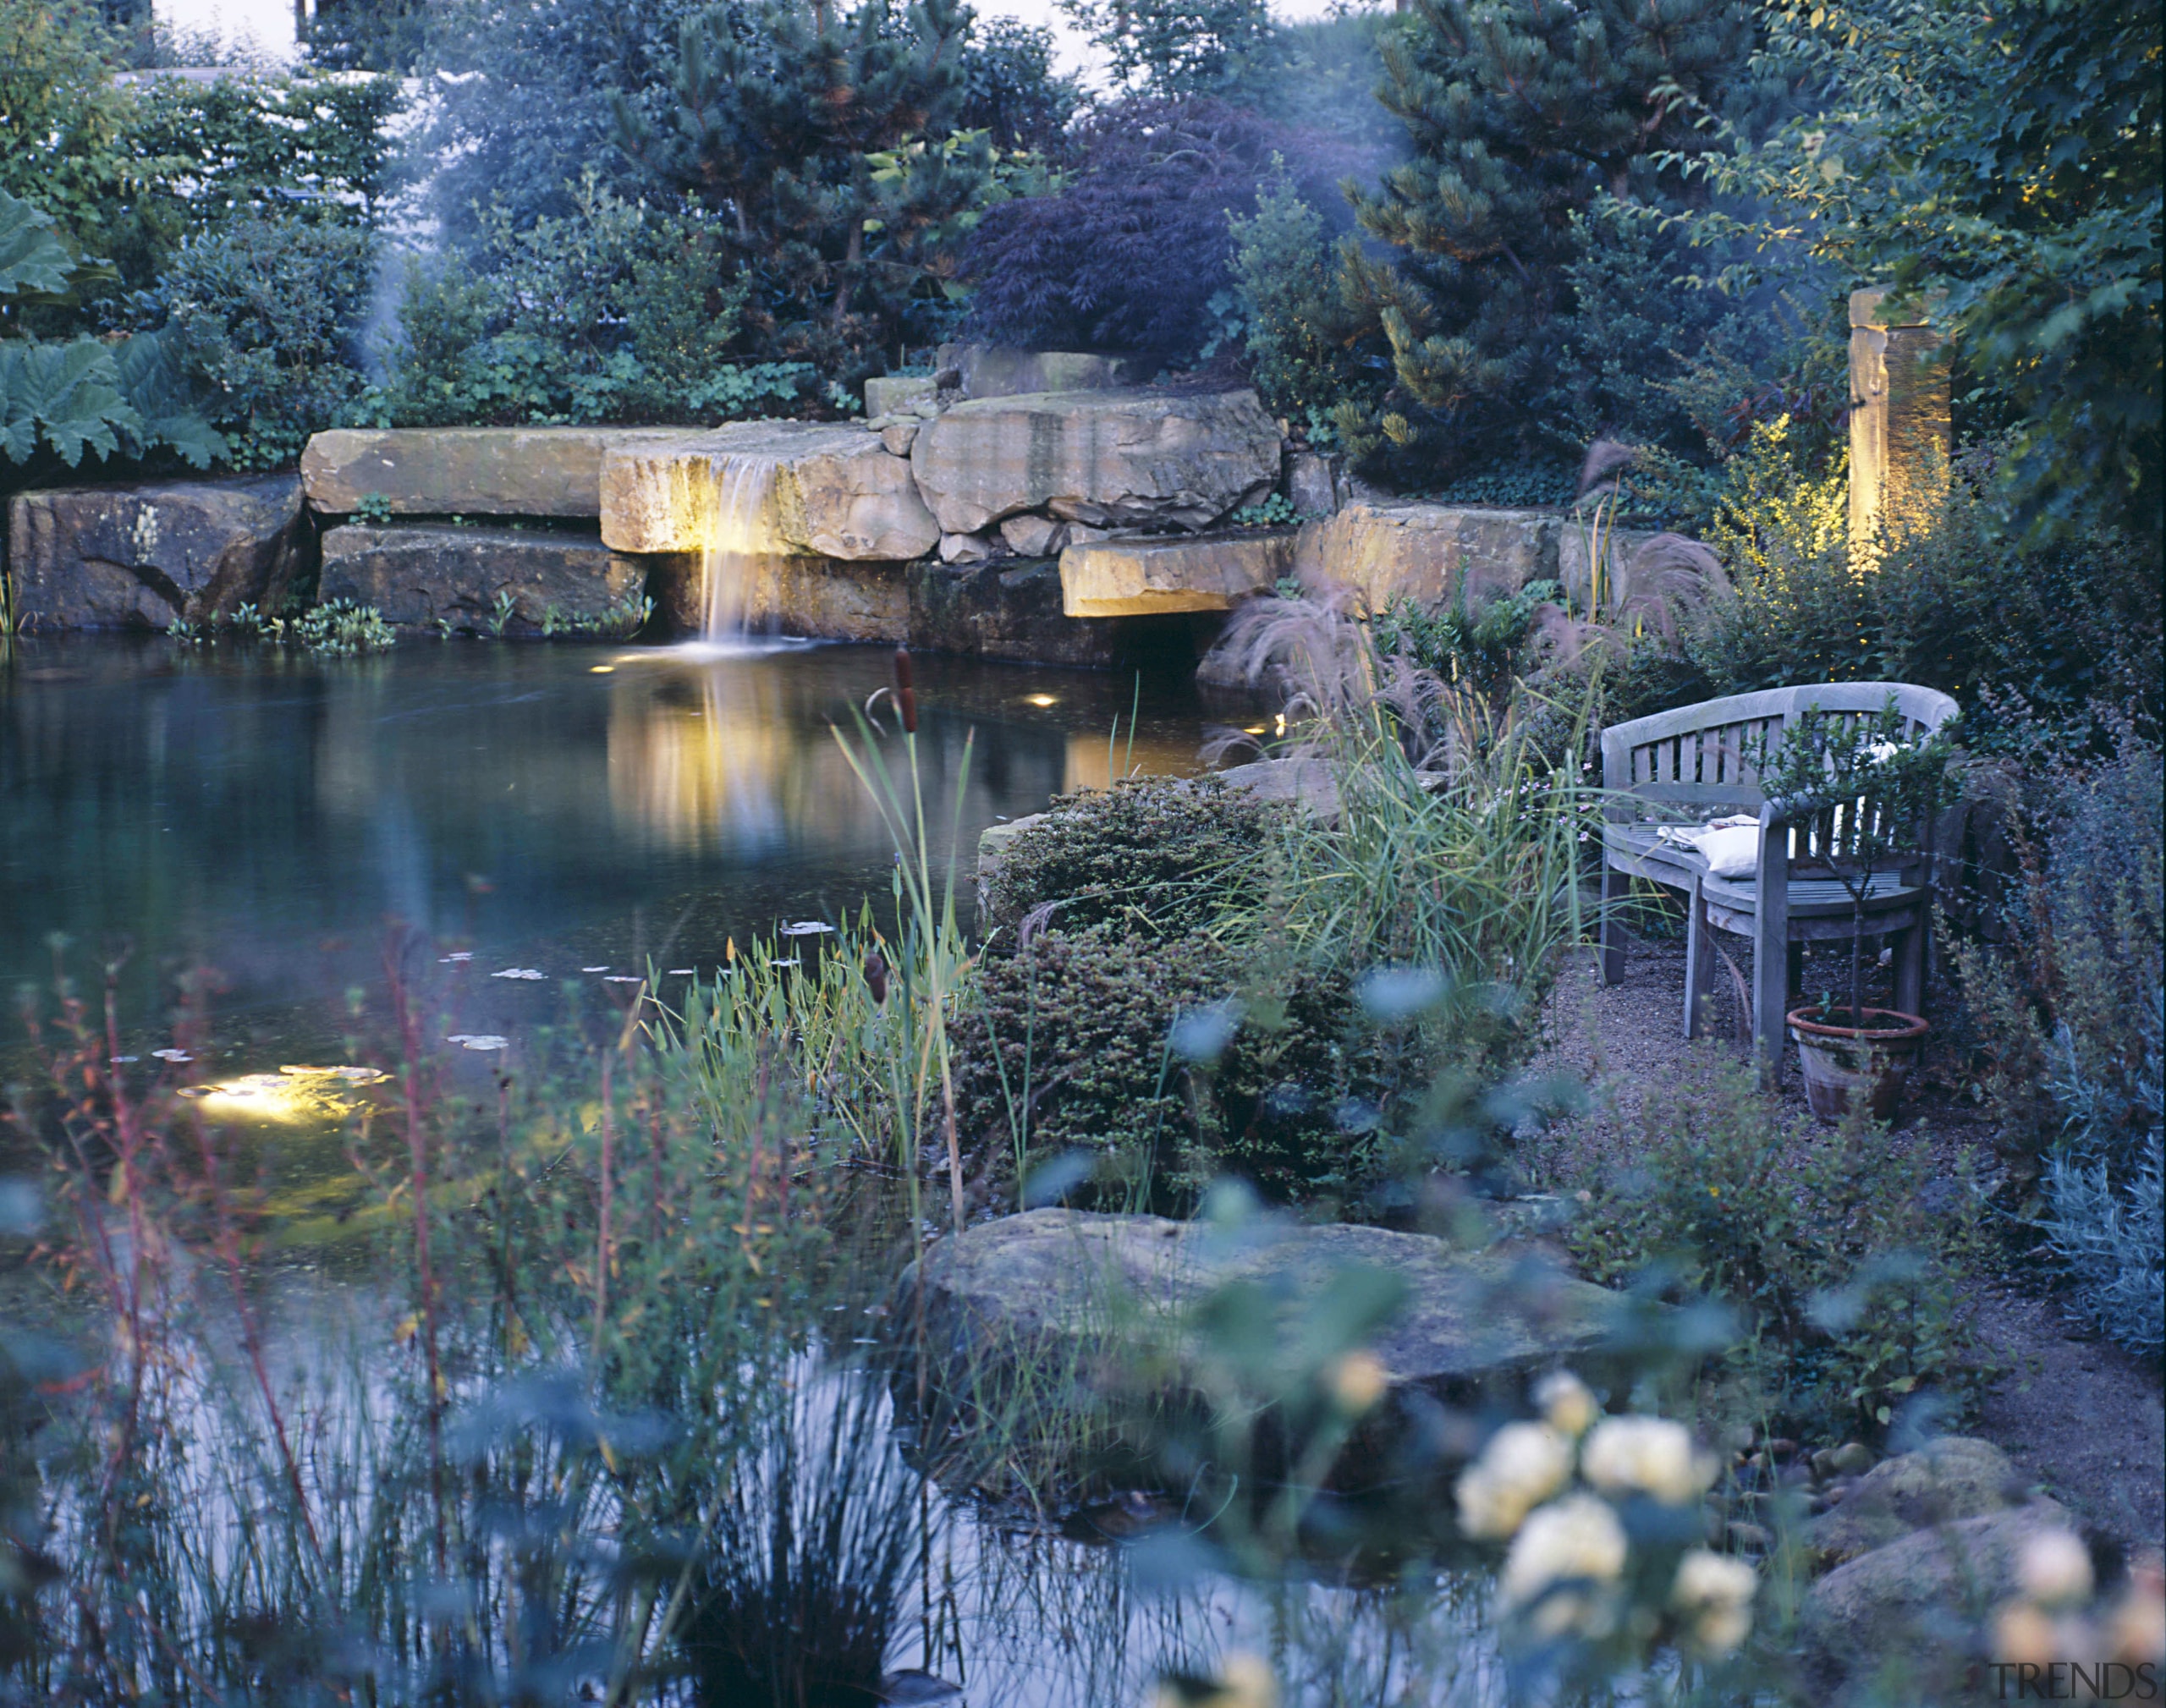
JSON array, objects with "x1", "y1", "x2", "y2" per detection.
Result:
[{"x1": 1527, "y1": 936, "x2": 2164, "y2": 1552}]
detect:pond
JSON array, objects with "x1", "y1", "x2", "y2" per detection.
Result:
[
  {"x1": 0, "y1": 634, "x2": 1521, "y2": 1705},
  {"x1": 0, "y1": 635, "x2": 1215, "y2": 1072}
]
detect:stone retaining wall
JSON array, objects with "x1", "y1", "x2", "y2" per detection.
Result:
[{"x1": 8, "y1": 372, "x2": 1687, "y2": 667}]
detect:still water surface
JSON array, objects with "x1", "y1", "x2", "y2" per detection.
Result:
[{"x1": 1, "y1": 637, "x2": 1215, "y2": 1066}]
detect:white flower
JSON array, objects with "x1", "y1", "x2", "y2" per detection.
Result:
[
  {"x1": 1581, "y1": 1415, "x2": 1715, "y2": 1506},
  {"x1": 1533, "y1": 1370, "x2": 1598, "y2": 1438},
  {"x1": 1456, "y1": 1422, "x2": 1574, "y2": 1540},
  {"x1": 1670, "y1": 1548, "x2": 1757, "y2": 1655},
  {"x1": 1499, "y1": 1495, "x2": 1628, "y2": 1638},
  {"x1": 2017, "y1": 1529, "x2": 2094, "y2": 1608}
]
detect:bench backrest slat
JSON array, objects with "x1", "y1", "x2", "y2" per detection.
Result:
[{"x1": 1601, "y1": 683, "x2": 1960, "y2": 820}]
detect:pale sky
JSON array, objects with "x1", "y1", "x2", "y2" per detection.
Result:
[{"x1": 156, "y1": 0, "x2": 1350, "y2": 83}]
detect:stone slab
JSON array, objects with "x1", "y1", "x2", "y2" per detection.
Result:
[
  {"x1": 911, "y1": 388, "x2": 1282, "y2": 537},
  {"x1": 300, "y1": 427, "x2": 684, "y2": 518},
  {"x1": 900, "y1": 1209, "x2": 1630, "y2": 1409},
  {"x1": 936, "y1": 343, "x2": 1146, "y2": 399},
  {"x1": 864, "y1": 374, "x2": 937, "y2": 418},
  {"x1": 6, "y1": 475, "x2": 309, "y2": 630},
  {"x1": 1292, "y1": 501, "x2": 1553, "y2": 612},
  {"x1": 1060, "y1": 529, "x2": 1295, "y2": 618},
  {"x1": 317, "y1": 524, "x2": 646, "y2": 635},
  {"x1": 599, "y1": 421, "x2": 936, "y2": 562}
]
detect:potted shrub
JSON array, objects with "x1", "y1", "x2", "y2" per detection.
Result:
[{"x1": 1755, "y1": 699, "x2": 1958, "y2": 1120}]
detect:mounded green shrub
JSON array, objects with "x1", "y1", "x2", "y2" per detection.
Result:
[
  {"x1": 981, "y1": 774, "x2": 1281, "y2": 939},
  {"x1": 950, "y1": 925, "x2": 1394, "y2": 1209}
]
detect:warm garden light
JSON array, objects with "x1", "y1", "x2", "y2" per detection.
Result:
[
  {"x1": 590, "y1": 663, "x2": 615, "y2": 673},
  {"x1": 1024, "y1": 693, "x2": 1057, "y2": 706},
  {"x1": 179, "y1": 1065, "x2": 388, "y2": 1124}
]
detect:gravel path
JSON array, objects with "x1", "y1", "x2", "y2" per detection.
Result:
[{"x1": 1526, "y1": 937, "x2": 2165, "y2": 1553}]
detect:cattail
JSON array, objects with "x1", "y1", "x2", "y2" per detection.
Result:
[
  {"x1": 893, "y1": 646, "x2": 917, "y2": 733},
  {"x1": 863, "y1": 948, "x2": 888, "y2": 1005}
]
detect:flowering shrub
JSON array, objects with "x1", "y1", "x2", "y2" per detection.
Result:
[{"x1": 1457, "y1": 1372, "x2": 1757, "y2": 1662}]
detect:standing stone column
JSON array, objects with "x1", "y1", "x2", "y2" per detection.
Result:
[{"x1": 1849, "y1": 288, "x2": 1950, "y2": 555}]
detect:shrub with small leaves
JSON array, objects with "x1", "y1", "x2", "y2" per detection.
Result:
[
  {"x1": 1554, "y1": 1058, "x2": 1988, "y2": 1442},
  {"x1": 981, "y1": 774, "x2": 1280, "y2": 939}
]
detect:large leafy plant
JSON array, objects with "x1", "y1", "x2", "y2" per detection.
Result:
[{"x1": 0, "y1": 188, "x2": 221, "y2": 473}]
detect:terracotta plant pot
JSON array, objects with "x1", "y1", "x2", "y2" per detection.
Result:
[{"x1": 1785, "y1": 1006, "x2": 1930, "y2": 1122}]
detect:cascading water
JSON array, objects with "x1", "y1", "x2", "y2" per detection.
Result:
[{"x1": 699, "y1": 453, "x2": 782, "y2": 643}]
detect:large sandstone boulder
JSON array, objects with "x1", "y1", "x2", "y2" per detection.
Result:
[
  {"x1": 899, "y1": 1210, "x2": 1631, "y2": 1415},
  {"x1": 1799, "y1": 1501, "x2": 2079, "y2": 1696},
  {"x1": 1059, "y1": 530, "x2": 1295, "y2": 618},
  {"x1": 910, "y1": 389, "x2": 1281, "y2": 536},
  {"x1": 598, "y1": 422, "x2": 936, "y2": 562},
  {"x1": 1293, "y1": 501, "x2": 1554, "y2": 612},
  {"x1": 6, "y1": 475, "x2": 309, "y2": 630},
  {"x1": 317, "y1": 524, "x2": 646, "y2": 635},
  {"x1": 1802, "y1": 1436, "x2": 2028, "y2": 1569},
  {"x1": 937, "y1": 343, "x2": 1146, "y2": 399},
  {"x1": 301, "y1": 427, "x2": 679, "y2": 518}
]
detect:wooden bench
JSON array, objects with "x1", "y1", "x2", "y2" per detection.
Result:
[{"x1": 1598, "y1": 682, "x2": 1960, "y2": 1077}]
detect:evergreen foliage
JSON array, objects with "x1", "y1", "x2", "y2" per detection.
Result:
[
  {"x1": 618, "y1": 0, "x2": 1000, "y2": 372},
  {"x1": 370, "y1": 177, "x2": 811, "y2": 427},
  {"x1": 1674, "y1": 0, "x2": 2163, "y2": 544},
  {"x1": 148, "y1": 212, "x2": 375, "y2": 469},
  {"x1": 1335, "y1": 0, "x2": 1761, "y2": 475}
]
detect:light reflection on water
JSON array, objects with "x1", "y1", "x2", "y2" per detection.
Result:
[{"x1": 0, "y1": 637, "x2": 1216, "y2": 1069}]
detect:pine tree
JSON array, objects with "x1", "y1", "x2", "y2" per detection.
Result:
[
  {"x1": 1340, "y1": 0, "x2": 1756, "y2": 473},
  {"x1": 621, "y1": 0, "x2": 994, "y2": 371}
]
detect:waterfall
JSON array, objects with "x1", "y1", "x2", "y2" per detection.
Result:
[{"x1": 699, "y1": 453, "x2": 781, "y2": 643}]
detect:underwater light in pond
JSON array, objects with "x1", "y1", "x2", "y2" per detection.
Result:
[
  {"x1": 178, "y1": 1065, "x2": 390, "y2": 1123},
  {"x1": 1024, "y1": 694, "x2": 1058, "y2": 707},
  {"x1": 590, "y1": 664, "x2": 614, "y2": 673}
]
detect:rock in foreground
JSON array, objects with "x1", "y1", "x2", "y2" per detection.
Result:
[{"x1": 899, "y1": 1210, "x2": 1630, "y2": 1416}]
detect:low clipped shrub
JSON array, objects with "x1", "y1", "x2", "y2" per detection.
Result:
[
  {"x1": 981, "y1": 773, "x2": 1280, "y2": 938},
  {"x1": 1554, "y1": 1060, "x2": 1989, "y2": 1443},
  {"x1": 949, "y1": 925, "x2": 1394, "y2": 1208}
]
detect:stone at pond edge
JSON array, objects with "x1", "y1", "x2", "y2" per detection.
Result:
[
  {"x1": 910, "y1": 389, "x2": 1280, "y2": 536},
  {"x1": 303, "y1": 426, "x2": 675, "y2": 518},
  {"x1": 1059, "y1": 529, "x2": 1295, "y2": 618},
  {"x1": 897, "y1": 1211, "x2": 1634, "y2": 1465},
  {"x1": 1798, "y1": 1500, "x2": 2075, "y2": 1695},
  {"x1": 1216, "y1": 757, "x2": 1340, "y2": 823},
  {"x1": 1800, "y1": 1436, "x2": 2028, "y2": 1568},
  {"x1": 319, "y1": 524, "x2": 645, "y2": 634},
  {"x1": 7, "y1": 476, "x2": 310, "y2": 630}
]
